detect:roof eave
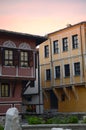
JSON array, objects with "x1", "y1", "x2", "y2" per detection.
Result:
[{"x1": 0, "y1": 29, "x2": 47, "y2": 46}]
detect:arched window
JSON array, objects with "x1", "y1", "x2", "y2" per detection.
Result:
[
  {"x1": 2, "y1": 41, "x2": 16, "y2": 66},
  {"x1": 3, "y1": 40, "x2": 16, "y2": 48},
  {"x1": 19, "y1": 42, "x2": 31, "y2": 50}
]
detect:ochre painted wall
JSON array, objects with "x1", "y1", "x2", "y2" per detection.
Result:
[
  {"x1": 39, "y1": 22, "x2": 86, "y2": 112},
  {"x1": 59, "y1": 86, "x2": 86, "y2": 112}
]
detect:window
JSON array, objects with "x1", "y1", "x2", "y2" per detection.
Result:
[
  {"x1": 55, "y1": 66, "x2": 60, "y2": 78},
  {"x1": 4, "y1": 49, "x2": 13, "y2": 66},
  {"x1": 61, "y1": 94, "x2": 65, "y2": 101},
  {"x1": 26, "y1": 104, "x2": 36, "y2": 112},
  {"x1": 74, "y1": 62, "x2": 80, "y2": 76},
  {"x1": 20, "y1": 51, "x2": 28, "y2": 67},
  {"x1": 44, "y1": 45, "x2": 49, "y2": 58},
  {"x1": 1, "y1": 84, "x2": 10, "y2": 97},
  {"x1": 46, "y1": 69, "x2": 51, "y2": 80},
  {"x1": 62, "y1": 38, "x2": 68, "y2": 52},
  {"x1": 72, "y1": 35, "x2": 78, "y2": 49},
  {"x1": 53, "y1": 40, "x2": 59, "y2": 54},
  {"x1": 64, "y1": 64, "x2": 70, "y2": 77}
]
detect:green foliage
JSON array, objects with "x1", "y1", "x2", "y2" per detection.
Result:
[
  {"x1": 66, "y1": 116, "x2": 78, "y2": 123},
  {"x1": 45, "y1": 116, "x2": 78, "y2": 124},
  {"x1": 83, "y1": 117, "x2": 86, "y2": 123},
  {"x1": 25, "y1": 116, "x2": 45, "y2": 124},
  {"x1": 0, "y1": 125, "x2": 4, "y2": 130},
  {"x1": 25, "y1": 115, "x2": 79, "y2": 124}
]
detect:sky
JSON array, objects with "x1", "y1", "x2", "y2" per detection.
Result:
[{"x1": 0, "y1": 0, "x2": 86, "y2": 36}]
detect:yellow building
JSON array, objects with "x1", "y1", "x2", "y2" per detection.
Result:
[{"x1": 39, "y1": 21, "x2": 86, "y2": 112}]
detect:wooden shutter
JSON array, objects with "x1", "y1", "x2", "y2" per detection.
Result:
[
  {"x1": 29, "y1": 51, "x2": 33, "y2": 67},
  {"x1": 14, "y1": 50, "x2": 19, "y2": 66},
  {"x1": 0, "y1": 48, "x2": 2, "y2": 64},
  {"x1": 1, "y1": 48, "x2": 5, "y2": 66}
]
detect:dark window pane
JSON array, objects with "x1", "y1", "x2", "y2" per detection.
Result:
[
  {"x1": 53, "y1": 40, "x2": 59, "y2": 54},
  {"x1": 46, "y1": 69, "x2": 51, "y2": 80},
  {"x1": 44, "y1": 45, "x2": 49, "y2": 58},
  {"x1": 72, "y1": 35, "x2": 78, "y2": 49},
  {"x1": 62, "y1": 38, "x2": 68, "y2": 52},
  {"x1": 55, "y1": 66, "x2": 60, "y2": 78},
  {"x1": 64, "y1": 64, "x2": 70, "y2": 77},
  {"x1": 74, "y1": 62, "x2": 80, "y2": 75}
]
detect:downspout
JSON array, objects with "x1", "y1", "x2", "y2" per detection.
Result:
[
  {"x1": 80, "y1": 25, "x2": 85, "y2": 80},
  {"x1": 37, "y1": 50, "x2": 43, "y2": 114},
  {"x1": 49, "y1": 38, "x2": 53, "y2": 87}
]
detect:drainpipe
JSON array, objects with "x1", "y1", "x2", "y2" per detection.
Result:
[
  {"x1": 49, "y1": 38, "x2": 53, "y2": 87},
  {"x1": 80, "y1": 25, "x2": 85, "y2": 80},
  {"x1": 37, "y1": 50, "x2": 43, "y2": 114},
  {"x1": 37, "y1": 51, "x2": 41, "y2": 114}
]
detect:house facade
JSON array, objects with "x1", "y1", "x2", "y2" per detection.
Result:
[
  {"x1": 39, "y1": 21, "x2": 86, "y2": 112},
  {"x1": 22, "y1": 50, "x2": 44, "y2": 114},
  {"x1": 0, "y1": 29, "x2": 46, "y2": 115}
]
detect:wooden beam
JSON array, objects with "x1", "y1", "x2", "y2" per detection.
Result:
[
  {"x1": 63, "y1": 87, "x2": 70, "y2": 100},
  {"x1": 53, "y1": 88, "x2": 61, "y2": 101},
  {"x1": 72, "y1": 85, "x2": 78, "y2": 100},
  {"x1": 43, "y1": 90, "x2": 49, "y2": 102},
  {"x1": 22, "y1": 81, "x2": 31, "y2": 94},
  {"x1": 12, "y1": 81, "x2": 17, "y2": 97}
]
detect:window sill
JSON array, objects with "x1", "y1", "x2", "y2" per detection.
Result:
[
  {"x1": 45, "y1": 79, "x2": 51, "y2": 81},
  {"x1": 74, "y1": 75, "x2": 80, "y2": 77},
  {"x1": 45, "y1": 57, "x2": 49, "y2": 59},
  {"x1": 3, "y1": 65, "x2": 15, "y2": 68},
  {"x1": 20, "y1": 66, "x2": 30, "y2": 69},
  {"x1": 72, "y1": 47, "x2": 78, "y2": 50},
  {"x1": 53, "y1": 52, "x2": 59, "y2": 55},
  {"x1": 55, "y1": 77, "x2": 60, "y2": 80},
  {"x1": 1, "y1": 96, "x2": 10, "y2": 98},
  {"x1": 62, "y1": 50, "x2": 68, "y2": 53},
  {"x1": 64, "y1": 76, "x2": 70, "y2": 78}
]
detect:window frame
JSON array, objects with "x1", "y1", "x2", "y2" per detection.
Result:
[
  {"x1": 72, "y1": 34, "x2": 78, "y2": 49},
  {"x1": 62, "y1": 37, "x2": 68, "y2": 52},
  {"x1": 4, "y1": 49, "x2": 14, "y2": 66},
  {"x1": 1, "y1": 83, "x2": 10, "y2": 97},
  {"x1": 20, "y1": 51, "x2": 29, "y2": 67},
  {"x1": 64, "y1": 64, "x2": 70, "y2": 77},
  {"x1": 55, "y1": 66, "x2": 60, "y2": 78},
  {"x1": 46, "y1": 69, "x2": 51, "y2": 80},
  {"x1": 53, "y1": 40, "x2": 59, "y2": 54},
  {"x1": 44, "y1": 45, "x2": 49, "y2": 58},
  {"x1": 74, "y1": 62, "x2": 80, "y2": 76}
]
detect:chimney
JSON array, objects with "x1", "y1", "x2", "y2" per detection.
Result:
[{"x1": 66, "y1": 24, "x2": 72, "y2": 27}]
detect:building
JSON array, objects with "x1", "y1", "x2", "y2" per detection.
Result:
[
  {"x1": 0, "y1": 29, "x2": 46, "y2": 115},
  {"x1": 22, "y1": 49, "x2": 44, "y2": 114},
  {"x1": 39, "y1": 21, "x2": 86, "y2": 112}
]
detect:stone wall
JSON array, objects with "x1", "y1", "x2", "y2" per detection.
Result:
[{"x1": 22, "y1": 124, "x2": 86, "y2": 130}]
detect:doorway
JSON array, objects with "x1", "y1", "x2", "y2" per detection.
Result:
[{"x1": 50, "y1": 90, "x2": 58, "y2": 109}]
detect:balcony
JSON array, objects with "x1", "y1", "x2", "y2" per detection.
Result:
[{"x1": 0, "y1": 65, "x2": 35, "y2": 80}]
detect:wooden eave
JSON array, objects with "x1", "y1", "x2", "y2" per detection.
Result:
[
  {"x1": 43, "y1": 90, "x2": 49, "y2": 102},
  {"x1": 53, "y1": 88, "x2": 61, "y2": 101},
  {"x1": 0, "y1": 29, "x2": 47, "y2": 46},
  {"x1": 0, "y1": 76, "x2": 35, "y2": 81},
  {"x1": 63, "y1": 87, "x2": 70, "y2": 100},
  {"x1": 0, "y1": 45, "x2": 36, "y2": 52},
  {"x1": 72, "y1": 85, "x2": 78, "y2": 100}
]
